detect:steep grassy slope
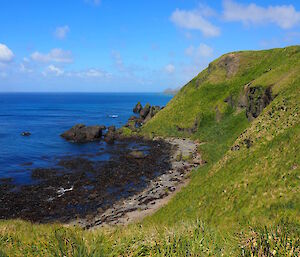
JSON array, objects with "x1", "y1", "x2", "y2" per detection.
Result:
[
  {"x1": 141, "y1": 46, "x2": 300, "y2": 231},
  {"x1": 1, "y1": 46, "x2": 299, "y2": 256}
]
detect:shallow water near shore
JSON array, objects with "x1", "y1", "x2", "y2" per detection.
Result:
[{"x1": 0, "y1": 93, "x2": 172, "y2": 184}]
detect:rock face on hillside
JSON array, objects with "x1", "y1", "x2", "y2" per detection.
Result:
[
  {"x1": 223, "y1": 83, "x2": 273, "y2": 121},
  {"x1": 245, "y1": 86, "x2": 273, "y2": 121},
  {"x1": 61, "y1": 124, "x2": 106, "y2": 143}
]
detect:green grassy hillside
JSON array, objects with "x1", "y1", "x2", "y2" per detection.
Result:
[
  {"x1": 1, "y1": 46, "x2": 299, "y2": 256},
  {"x1": 142, "y1": 46, "x2": 300, "y2": 230}
]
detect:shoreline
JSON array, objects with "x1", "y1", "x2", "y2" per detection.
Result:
[
  {"x1": 71, "y1": 137, "x2": 202, "y2": 229},
  {"x1": 0, "y1": 136, "x2": 202, "y2": 226}
]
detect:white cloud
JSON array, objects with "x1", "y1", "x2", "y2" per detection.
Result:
[
  {"x1": 70, "y1": 68, "x2": 111, "y2": 78},
  {"x1": 185, "y1": 43, "x2": 213, "y2": 58},
  {"x1": 165, "y1": 64, "x2": 175, "y2": 74},
  {"x1": 31, "y1": 48, "x2": 73, "y2": 63},
  {"x1": 223, "y1": 0, "x2": 300, "y2": 29},
  {"x1": 0, "y1": 43, "x2": 14, "y2": 63},
  {"x1": 54, "y1": 25, "x2": 70, "y2": 40},
  {"x1": 170, "y1": 8, "x2": 220, "y2": 37},
  {"x1": 43, "y1": 65, "x2": 64, "y2": 76}
]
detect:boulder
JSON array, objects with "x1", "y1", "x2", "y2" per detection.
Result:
[
  {"x1": 133, "y1": 102, "x2": 143, "y2": 114},
  {"x1": 128, "y1": 150, "x2": 146, "y2": 159},
  {"x1": 61, "y1": 124, "x2": 106, "y2": 143}
]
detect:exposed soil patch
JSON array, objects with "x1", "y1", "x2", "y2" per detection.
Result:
[{"x1": 218, "y1": 53, "x2": 240, "y2": 77}]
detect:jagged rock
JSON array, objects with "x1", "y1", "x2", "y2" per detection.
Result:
[
  {"x1": 133, "y1": 102, "x2": 143, "y2": 114},
  {"x1": 61, "y1": 124, "x2": 106, "y2": 143},
  {"x1": 140, "y1": 103, "x2": 151, "y2": 119},
  {"x1": 144, "y1": 106, "x2": 161, "y2": 123}
]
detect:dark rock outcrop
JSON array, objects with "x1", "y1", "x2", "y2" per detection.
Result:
[
  {"x1": 61, "y1": 124, "x2": 106, "y2": 143},
  {"x1": 140, "y1": 103, "x2": 151, "y2": 119},
  {"x1": 246, "y1": 86, "x2": 273, "y2": 121},
  {"x1": 124, "y1": 102, "x2": 162, "y2": 132},
  {"x1": 104, "y1": 126, "x2": 117, "y2": 144},
  {"x1": 144, "y1": 106, "x2": 161, "y2": 123},
  {"x1": 224, "y1": 83, "x2": 273, "y2": 121},
  {"x1": 133, "y1": 102, "x2": 143, "y2": 114}
]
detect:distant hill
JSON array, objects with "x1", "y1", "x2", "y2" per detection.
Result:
[{"x1": 163, "y1": 87, "x2": 180, "y2": 95}]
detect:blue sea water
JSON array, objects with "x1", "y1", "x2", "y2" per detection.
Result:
[{"x1": 0, "y1": 93, "x2": 172, "y2": 184}]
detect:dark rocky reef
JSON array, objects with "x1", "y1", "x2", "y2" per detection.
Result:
[{"x1": 0, "y1": 138, "x2": 173, "y2": 223}]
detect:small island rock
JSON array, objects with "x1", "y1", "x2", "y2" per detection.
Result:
[{"x1": 21, "y1": 132, "x2": 31, "y2": 136}]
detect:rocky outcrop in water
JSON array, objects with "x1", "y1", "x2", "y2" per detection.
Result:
[
  {"x1": 129, "y1": 102, "x2": 162, "y2": 128},
  {"x1": 133, "y1": 102, "x2": 143, "y2": 114},
  {"x1": 21, "y1": 132, "x2": 31, "y2": 136},
  {"x1": 61, "y1": 124, "x2": 106, "y2": 143}
]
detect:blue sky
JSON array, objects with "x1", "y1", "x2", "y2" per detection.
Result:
[{"x1": 0, "y1": 0, "x2": 300, "y2": 92}]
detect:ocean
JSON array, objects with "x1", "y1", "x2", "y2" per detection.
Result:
[{"x1": 0, "y1": 93, "x2": 172, "y2": 184}]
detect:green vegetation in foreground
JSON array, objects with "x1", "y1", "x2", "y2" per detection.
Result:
[{"x1": 1, "y1": 46, "x2": 300, "y2": 256}]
